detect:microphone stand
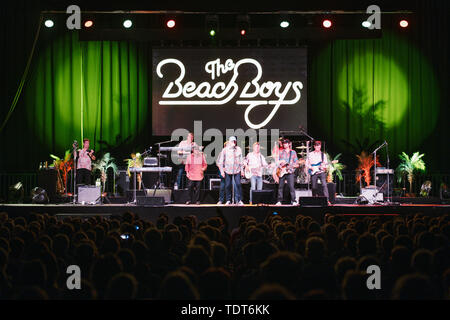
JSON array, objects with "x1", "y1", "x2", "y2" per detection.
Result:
[{"x1": 371, "y1": 141, "x2": 387, "y2": 203}]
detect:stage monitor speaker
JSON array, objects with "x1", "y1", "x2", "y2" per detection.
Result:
[
  {"x1": 361, "y1": 187, "x2": 383, "y2": 204},
  {"x1": 252, "y1": 190, "x2": 274, "y2": 204},
  {"x1": 295, "y1": 189, "x2": 312, "y2": 203},
  {"x1": 136, "y1": 196, "x2": 165, "y2": 206},
  {"x1": 299, "y1": 196, "x2": 328, "y2": 207},
  {"x1": 126, "y1": 190, "x2": 145, "y2": 202},
  {"x1": 78, "y1": 185, "x2": 101, "y2": 204},
  {"x1": 145, "y1": 189, "x2": 172, "y2": 203}
]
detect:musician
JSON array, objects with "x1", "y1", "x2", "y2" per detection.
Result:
[
  {"x1": 217, "y1": 136, "x2": 244, "y2": 205},
  {"x1": 245, "y1": 142, "x2": 268, "y2": 204},
  {"x1": 216, "y1": 141, "x2": 239, "y2": 205},
  {"x1": 185, "y1": 146, "x2": 207, "y2": 204},
  {"x1": 175, "y1": 132, "x2": 197, "y2": 189},
  {"x1": 306, "y1": 140, "x2": 330, "y2": 202},
  {"x1": 275, "y1": 139, "x2": 299, "y2": 205},
  {"x1": 76, "y1": 138, "x2": 96, "y2": 185}
]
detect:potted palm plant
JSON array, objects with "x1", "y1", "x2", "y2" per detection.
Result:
[
  {"x1": 356, "y1": 151, "x2": 381, "y2": 187},
  {"x1": 396, "y1": 152, "x2": 426, "y2": 197},
  {"x1": 325, "y1": 153, "x2": 346, "y2": 183},
  {"x1": 92, "y1": 153, "x2": 119, "y2": 194},
  {"x1": 50, "y1": 150, "x2": 73, "y2": 195}
]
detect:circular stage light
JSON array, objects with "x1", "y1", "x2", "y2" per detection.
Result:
[
  {"x1": 322, "y1": 19, "x2": 332, "y2": 28},
  {"x1": 44, "y1": 20, "x2": 54, "y2": 28},
  {"x1": 399, "y1": 20, "x2": 409, "y2": 28},
  {"x1": 84, "y1": 20, "x2": 93, "y2": 28},
  {"x1": 123, "y1": 19, "x2": 133, "y2": 28},
  {"x1": 166, "y1": 19, "x2": 175, "y2": 28},
  {"x1": 31, "y1": 187, "x2": 49, "y2": 204},
  {"x1": 210, "y1": 29, "x2": 216, "y2": 36},
  {"x1": 280, "y1": 21, "x2": 289, "y2": 28},
  {"x1": 240, "y1": 29, "x2": 246, "y2": 36},
  {"x1": 362, "y1": 21, "x2": 371, "y2": 28}
]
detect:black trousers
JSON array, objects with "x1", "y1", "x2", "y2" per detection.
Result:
[
  {"x1": 277, "y1": 173, "x2": 296, "y2": 203},
  {"x1": 311, "y1": 171, "x2": 329, "y2": 200},
  {"x1": 77, "y1": 168, "x2": 91, "y2": 185},
  {"x1": 187, "y1": 179, "x2": 201, "y2": 203}
]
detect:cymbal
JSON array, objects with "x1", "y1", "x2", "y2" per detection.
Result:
[{"x1": 295, "y1": 146, "x2": 308, "y2": 149}]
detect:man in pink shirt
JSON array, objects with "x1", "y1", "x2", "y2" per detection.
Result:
[
  {"x1": 185, "y1": 146, "x2": 207, "y2": 204},
  {"x1": 76, "y1": 138, "x2": 96, "y2": 185}
]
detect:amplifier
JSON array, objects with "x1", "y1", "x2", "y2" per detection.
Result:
[{"x1": 78, "y1": 185, "x2": 101, "y2": 204}]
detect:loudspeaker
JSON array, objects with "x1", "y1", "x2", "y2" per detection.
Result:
[
  {"x1": 251, "y1": 190, "x2": 274, "y2": 204},
  {"x1": 299, "y1": 196, "x2": 328, "y2": 207},
  {"x1": 376, "y1": 173, "x2": 394, "y2": 197},
  {"x1": 172, "y1": 190, "x2": 190, "y2": 204},
  {"x1": 37, "y1": 169, "x2": 57, "y2": 200},
  {"x1": 78, "y1": 185, "x2": 101, "y2": 204},
  {"x1": 126, "y1": 190, "x2": 145, "y2": 202},
  {"x1": 136, "y1": 196, "x2": 165, "y2": 206},
  {"x1": 145, "y1": 189, "x2": 172, "y2": 203},
  {"x1": 116, "y1": 170, "x2": 129, "y2": 196}
]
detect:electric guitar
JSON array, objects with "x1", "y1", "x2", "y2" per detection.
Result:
[
  {"x1": 308, "y1": 160, "x2": 338, "y2": 176},
  {"x1": 273, "y1": 159, "x2": 305, "y2": 181}
]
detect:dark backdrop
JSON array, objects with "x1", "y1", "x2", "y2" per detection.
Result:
[{"x1": 0, "y1": 0, "x2": 448, "y2": 175}]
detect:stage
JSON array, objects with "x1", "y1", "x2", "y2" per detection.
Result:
[{"x1": 1, "y1": 199, "x2": 449, "y2": 229}]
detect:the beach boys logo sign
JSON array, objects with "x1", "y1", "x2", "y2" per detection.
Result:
[{"x1": 156, "y1": 58, "x2": 303, "y2": 129}]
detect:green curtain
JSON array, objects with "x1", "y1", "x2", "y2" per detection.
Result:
[
  {"x1": 22, "y1": 31, "x2": 150, "y2": 168},
  {"x1": 309, "y1": 30, "x2": 441, "y2": 169}
]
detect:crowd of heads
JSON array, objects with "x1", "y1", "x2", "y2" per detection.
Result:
[{"x1": 0, "y1": 210, "x2": 449, "y2": 299}]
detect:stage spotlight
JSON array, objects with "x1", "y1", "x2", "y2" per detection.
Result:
[
  {"x1": 31, "y1": 187, "x2": 49, "y2": 204},
  {"x1": 123, "y1": 19, "x2": 133, "y2": 28},
  {"x1": 399, "y1": 19, "x2": 409, "y2": 28},
  {"x1": 206, "y1": 15, "x2": 218, "y2": 37},
  {"x1": 322, "y1": 19, "x2": 332, "y2": 28},
  {"x1": 166, "y1": 19, "x2": 176, "y2": 29},
  {"x1": 237, "y1": 15, "x2": 250, "y2": 36},
  {"x1": 362, "y1": 21, "x2": 371, "y2": 28},
  {"x1": 84, "y1": 20, "x2": 93, "y2": 28},
  {"x1": 8, "y1": 182, "x2": 24, "y2": 203},
  {"x1": 44, "y1": 20, "x2": 54, "y2": 28},
  {"x1": 280, "y1": 21, "x2": 290, "y2": 28}
]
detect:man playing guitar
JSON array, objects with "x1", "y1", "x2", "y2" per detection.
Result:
[
  {"x1": 306, "y1": 140, "x2": 330, "y2": 203},
  {"x1": 244, "y1": 142, "x2": 268, "y2": 204},
  {"x1": 275, "y1": 139, "x2": 300, "y2": 205}
]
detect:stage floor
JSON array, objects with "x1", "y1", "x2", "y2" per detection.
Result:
[{"x1": 1, "y1": 201, "x2": 449, "y2": 228}]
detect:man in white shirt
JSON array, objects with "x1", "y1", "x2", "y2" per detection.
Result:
[
  {"x1": 216, "y1": 136, "x2": 244, "y2": 205},
  {"x1": 306, "y1": 140, "x2": 330, "y2": 202},
  {"x1": 245, "y1": 142, "x2": 268, "y2": 204}
]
